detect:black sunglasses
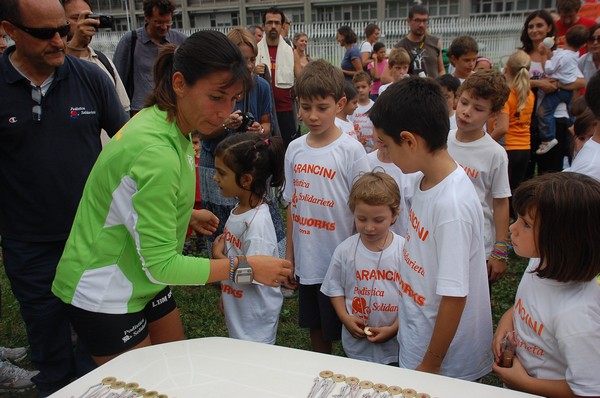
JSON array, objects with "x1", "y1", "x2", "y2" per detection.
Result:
[{"x1": 12, "y1": 21, "x2": 70, "y2": 40}]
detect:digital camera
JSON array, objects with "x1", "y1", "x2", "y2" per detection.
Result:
[
  {"x1": 237, "y1": 112, "x2": 256, "y2": 132},
  {"x1": 89, "y1": 14, "x2": 114, "y2": 30}
]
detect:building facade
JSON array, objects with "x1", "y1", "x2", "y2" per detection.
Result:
[{"x1": 90, "y1": 0, "x2": 556, "y2": 31}]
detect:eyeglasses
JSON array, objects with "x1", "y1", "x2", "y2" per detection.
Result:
[
  {"x1": 588, "y1": 35, "x2": 600, "y2": 44},
  {"x1": 32, "y1": 86, "x2": 42, "y2": 122},
  {"x1": 264, "y1": 20, "x2": 282, "y2": 26},
  {"x1": 411, "y1": 18, "x2": 429, "y2": 24},
  {"x1": 12, "y1": 21, "x2": 70, "y2": 40}
]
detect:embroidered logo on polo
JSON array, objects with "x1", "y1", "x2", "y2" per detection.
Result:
[
  {"x1": 8, "y1": 117, "x2": 18, "y2": 123},
  {"x1": 69, "y1": 106, "x2": 97, "y2": 119}
]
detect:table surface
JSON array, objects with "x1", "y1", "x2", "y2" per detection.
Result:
[{"x1": 51, "y1": 337, "x2": 542, "y2": 397}]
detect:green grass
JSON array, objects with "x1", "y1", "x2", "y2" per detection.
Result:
[{"x1": 0, "y1": 236, "x2": 528, "y2": 396}]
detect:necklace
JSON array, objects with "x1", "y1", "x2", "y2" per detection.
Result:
[
  {"x1": 351, "y1": 231, "x2": 391, "y2": 332},
  {"x1": 223, "y1": 201, "x2": 262, "y2": 257}
]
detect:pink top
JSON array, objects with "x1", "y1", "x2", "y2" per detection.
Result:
[{"x1": 368, "y1": 59, "x2": 387, "y2": 95}]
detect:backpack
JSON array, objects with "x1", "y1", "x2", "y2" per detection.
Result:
[{"x1": 94, "y1": 50, "x2": 116, "y2": 85}]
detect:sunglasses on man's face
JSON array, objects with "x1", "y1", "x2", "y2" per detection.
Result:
[{"x1": 12, "y1": 21, "x2": 70, "y2": 40}]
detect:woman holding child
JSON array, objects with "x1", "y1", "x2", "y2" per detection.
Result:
[
  {"x1": 520, "y1": 9, "x2": 585, "y2": 174},
  {"x1": 51, "y1": 31, "x2": 291, "y2": 366}
]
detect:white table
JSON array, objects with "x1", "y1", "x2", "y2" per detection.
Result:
[{"x1": 51, "y1": 337, "x2": 541, "y2": 397}]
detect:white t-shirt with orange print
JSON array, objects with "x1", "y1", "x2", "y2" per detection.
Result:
[
  {"x1": 283, "y1": 133, "x2": 370, "y2": 284},
  {"x1": 397, "y1": 166, "x2": 493, "y2": 380},
  {"x1": 513, "y1": 258, "x2": 600, "y2": 396}
]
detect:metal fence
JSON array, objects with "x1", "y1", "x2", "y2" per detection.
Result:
[{"x1": 93, "y1": 15, "x2": 524, "y2": 68}]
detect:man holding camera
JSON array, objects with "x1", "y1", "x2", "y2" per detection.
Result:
[
  {"x1": 0, "y1": 0, "x2": 128, "y2": 394},
  {"x1": 113, "y1": 0, "x2": 186, "y2": 116},
  {"x1": 63, "y1": 0, "x2": 130, "y2": 139}
]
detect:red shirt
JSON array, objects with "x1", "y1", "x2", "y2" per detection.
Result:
[
  {"x1": 555, "y1": 16, "x2": 597, "y2": 55},
  {"x1": 268, "y1": 45, "x2": 293, "y2": 112}
]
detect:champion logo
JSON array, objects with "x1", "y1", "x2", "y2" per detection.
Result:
[
  {"x1": 70, "y1": 110, "x2": 79, "y2": 119},
  {"x1": 8, "y1": 117, "x2": 18, "y2": 123}
]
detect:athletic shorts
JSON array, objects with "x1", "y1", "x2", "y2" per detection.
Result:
[
  {"x1": 298, "y1": 282, "x2": 341, "y2": 342},
  {"x1": 65, "y1": 286, "x2": 177, "y2": 356}
]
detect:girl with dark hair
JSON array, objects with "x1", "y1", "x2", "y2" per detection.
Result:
[
  {"x1": 493, "y1": 172, "x2": 600, "y2": 397},
  {"x1": 338, "y1": 25, "x2": 363, "y2": 82},
  {"x1": 52, "y1": 30, "x2": 291, "y2": 366},
  {"x1": 211, "y1": 133, "x2": 285, "y2": 343}
]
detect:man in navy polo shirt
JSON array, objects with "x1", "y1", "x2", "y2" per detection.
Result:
[{"x1": 0, "y1": 0, "x2": 128, "y2": 395}]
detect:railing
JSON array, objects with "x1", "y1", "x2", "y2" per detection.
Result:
[{"x1": 92, "y1": 15, "x2": 524, "y2": 67}]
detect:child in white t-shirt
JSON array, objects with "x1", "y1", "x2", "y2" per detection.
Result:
[
  {"x1": 350, "y1": 71, "x2": 376, "y2": 152},
  {"x1": 493, "y1": 172, "x2": 600, "y2": 397},
  {"x1": 447, "y1": 71, "x2": 511, "y2": 283},
  {"x1": 370, "y1": 77, "x2": 493, "y2": 381},
  {"x1": 212, "y1": 133, "x2": 285, "y2": 344},
  {"x1": 378, "y1": 47, "x2": 410, "y2": 95},
  {"x1": 284, "y1": 60, "x2": 371, "y2": 354},
  {"x1": 321, "y1": 172, "x2": 404, "y2": 365},
  {"x1": 335, "y1": 83, "x2": 362, "y2": 143}
]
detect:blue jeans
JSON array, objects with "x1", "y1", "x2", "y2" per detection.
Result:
[
  {"x1": 537, "y1": 89, "x2": 572, "y2": 142},
  {"x1": 1, "y1": 238, "x2": 95, "y2": 396}
]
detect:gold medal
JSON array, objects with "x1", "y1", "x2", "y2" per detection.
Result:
[{"x1": 319, "y1": 370, "x2": 334, "y2": 378}]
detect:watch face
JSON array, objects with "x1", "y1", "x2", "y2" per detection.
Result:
[{"x1": 235, "y1": 268, "x2": 253, "y2": 284}]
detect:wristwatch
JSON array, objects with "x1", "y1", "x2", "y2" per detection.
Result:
[{"x1": 234, "y1": 255, "x2": 253, "y2": 284}]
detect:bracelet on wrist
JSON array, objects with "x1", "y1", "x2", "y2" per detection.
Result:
[
  {"x1": 426, "y1": 347, "x2": 445, "y2": 360},
  {"x1": 228, "y1": 256, "x2": 237, "y2": 282}
]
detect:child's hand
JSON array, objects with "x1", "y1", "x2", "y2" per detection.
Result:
[
  {"x1": 492, "y1": 308, "x2": 515, "y2": 363},
  {"x1": 190, "y1": 209, "x2": 219, "y2": 236},
  {"x1": 212, "y1": 234, "x2": 226, "y2": 259},
  {"x1": 487, "y1": 258, "x2": 507, "y2": 282},
  {"x1": 283, "y1": 253, "x2": 297, "y2": 289},
  {"x1": 492, "y1": 356, "x2": 529, "y2": 390},
  {"x1": 365, "y1": 325, "x2": 396, "y2": 343},
  {"x1": 341, "y1": 315, "x2": 366, "y2": 339}
]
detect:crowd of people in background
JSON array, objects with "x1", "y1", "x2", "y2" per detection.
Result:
[{"x1": 1, "y1": 0, "x2": 599, "y2": 396}]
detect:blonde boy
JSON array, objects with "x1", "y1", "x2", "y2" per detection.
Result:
[
  {"x1": 379, "y1": 47, "x2": 410, "y2": 94},
  {"x1": 370, "y1": 77, "x2": 493, "y2": 380},
  {"x1": 283, "y1": 60, "x2": 370, "y2": 353}
]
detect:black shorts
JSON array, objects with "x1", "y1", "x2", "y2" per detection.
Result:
[
  {"x1": 298, "y1": 282, "x2": 341, "y2": 342},
  {"x1": 66, "y1": 287, "x2": 177, "y2": 356}
]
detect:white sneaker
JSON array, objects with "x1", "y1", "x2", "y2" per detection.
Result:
[
  {"x1": 536, "y1": 138, "x2": 558, "y2": 155},
  {"x1": 0, "y1": 361, "x2": 39, "y2": 392},
  {"x1": 0, "y1": 347, "x2": 27, "y2": 363}
]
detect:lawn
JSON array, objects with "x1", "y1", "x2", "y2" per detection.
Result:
[{"x1": 0, "y1": 233, "x2": 528, "y2": 397}]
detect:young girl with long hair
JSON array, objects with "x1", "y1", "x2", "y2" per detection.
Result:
[
  {"x1": 212, "y1": 133, "x2": 286, "y2": 343},
  {"x1": 492, "y1": 172, "x2": 600, "y2": 397},
  {"x1": 491, "y1": 50, "x2": 535, "y2": 212}
]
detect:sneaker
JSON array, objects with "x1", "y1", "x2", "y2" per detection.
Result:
[
  {"x1": 0, "y1": 347, "x2": 27, "y2": 363},
  {"x1": 0, "y1": 361, "x2": 39, "y2": 392},
  {"x1": 536, "y1": 138, "x2": 558, "y2": 155}
]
